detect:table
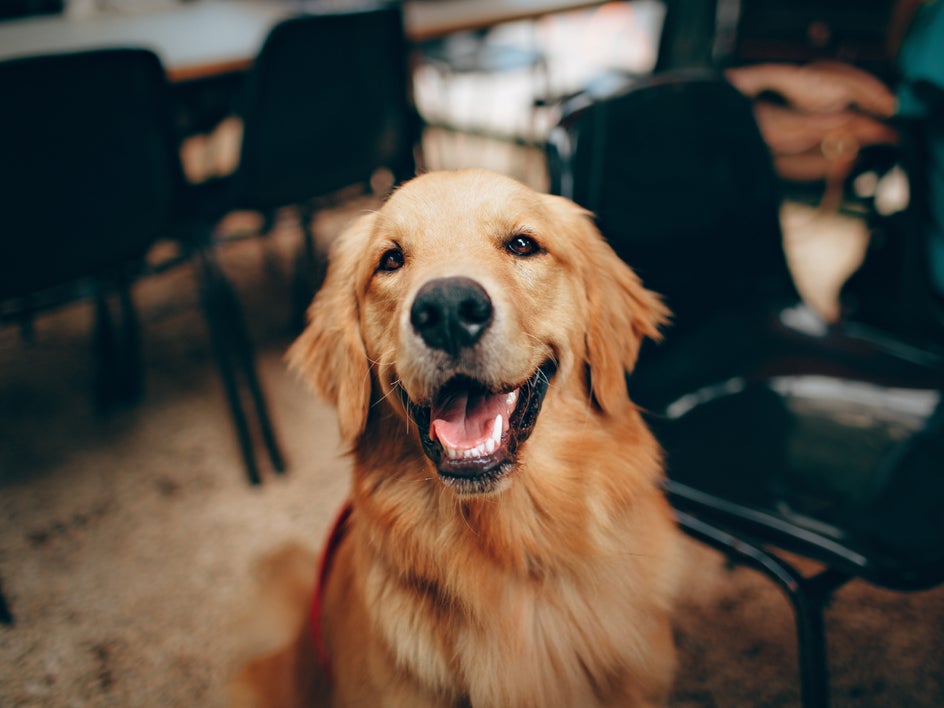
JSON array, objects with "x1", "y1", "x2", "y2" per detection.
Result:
[
  {"x1": 404, "y1": 0, "x2": 612, "y2": 42},
  {"x1": 0, "y1": 0, "x2": 612, "y2": 82}
]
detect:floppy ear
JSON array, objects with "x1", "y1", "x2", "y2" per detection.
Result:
[
  {"x1": 547, "y1": 196, "x2": 669, "y2": 415},
  {"x1": 585, "y1": 239, "x2": 668, "y2": 414},
  {"x1": 287, "y1": 213, "x2": 377, "y2": 445}
]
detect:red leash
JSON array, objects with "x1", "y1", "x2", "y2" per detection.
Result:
[{"x1": 309, "y1": 502, "x2": 353, "y2": 685}]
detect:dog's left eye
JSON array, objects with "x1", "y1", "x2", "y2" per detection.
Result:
[
  {"x1": 506, "y1": 235, "x2": 540, "y2": 257},
  {"x1": 378, "y1": 247, "x2": 404, "y2": 272}
]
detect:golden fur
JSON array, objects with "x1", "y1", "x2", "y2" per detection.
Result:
[{"x1": 233, "y1": 169, "x2": 681, "y2": 707}]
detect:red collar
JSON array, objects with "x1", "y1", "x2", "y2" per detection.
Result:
[{"x1": 309, "y1": 502, "x2": 353, "y2": 685}]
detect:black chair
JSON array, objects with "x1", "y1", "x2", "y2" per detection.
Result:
[
  {"x1": 840, "y1": 112, "x2": 944, "y2": 355},
  {"x1": 655, "y1": 0, "x2": 898, "y2": 81},
  {"x1": 0, "y1": 48, "x2": 284, "y2": 486},
  {"x1": 197, "y1": 2, "x2": 422, "y2": 322},
  {"x1": 547, "y1": 72, "x2": 944, "y2": 707}
]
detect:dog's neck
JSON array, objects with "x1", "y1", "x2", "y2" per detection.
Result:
[
  {"x1": 349, "y1": 399, "x2": 661, "y2": 579},
  {"x1": 343, "y1": 404, "x2": 674, "y2": 706}
]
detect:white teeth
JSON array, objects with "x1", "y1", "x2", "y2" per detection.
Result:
[
  {"x1": 441, "y1": 413, "x2": 505, "y2": 461},
  {"x1": 491, "y1": 414, "x2": 503, "y2": 443},
  {"x1": 506, "y1": 391, "x2": 518, "y2": 406}
]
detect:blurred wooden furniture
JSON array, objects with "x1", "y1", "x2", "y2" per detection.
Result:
[{"x1": 0, "y1": 0, "x2": 614, "y2": 81}]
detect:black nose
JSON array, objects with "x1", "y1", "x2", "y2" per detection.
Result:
[{"x1": 410, "y1": 277, "x2": 493, "y2": 356}]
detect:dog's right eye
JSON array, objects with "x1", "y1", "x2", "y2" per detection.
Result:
[
  {"x1": 506, "y1": 235, "x2": 541, "y2": 257},
  {"x1": 378, "y1": 247, "x2": 404, "y2": 272}
]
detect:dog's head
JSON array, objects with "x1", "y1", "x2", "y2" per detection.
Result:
[{"x1": 289, "y1": 170, "x2": 667, "y2": 495}]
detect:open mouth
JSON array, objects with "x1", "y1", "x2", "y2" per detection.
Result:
[{"x1": 403, "y1": 361, "x2": 556, "y2": 494}]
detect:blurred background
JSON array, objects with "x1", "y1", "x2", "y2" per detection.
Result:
[{"x1": 1, "y1": 1, "x2": 942, "y2": 705}]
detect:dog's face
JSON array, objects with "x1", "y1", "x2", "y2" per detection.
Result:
[{"x1": 290, "y1": 170, "x2": 666, "y2": 495}]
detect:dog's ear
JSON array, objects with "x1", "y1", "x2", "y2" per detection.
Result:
[
  {"x1": 287, "y1": 213, "x2": 376, "y2": 445},
  {"x1": 547, "y1": 196, "x2": 669, "y2": 414}
]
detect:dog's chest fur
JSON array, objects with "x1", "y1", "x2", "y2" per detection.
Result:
[
  {"x1": 364, "y1": 546, "x2": 656, "y2": 706},
  {"x1": 347, "y1": 419, "x2": 675, "y2": 707}
]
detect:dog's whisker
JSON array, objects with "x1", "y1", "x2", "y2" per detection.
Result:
[
  {"x1": 385, "y1": 379, "x2": 419, "y2": 438},
  {"x1": 372, "y1": 382, "x2": 401, "y2": 409}
]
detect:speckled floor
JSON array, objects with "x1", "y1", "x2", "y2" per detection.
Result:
[{"x1": 2, "y1": 143, "x2": 942, "y2": 707}]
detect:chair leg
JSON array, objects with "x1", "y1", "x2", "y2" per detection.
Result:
[
  {"x1": 18, "y1": 311, "x2": 35, "y2": 344},
  {"x1": 259, "y1": 209, "x2": 284, "y2": 285},
  {"x1": 291, "y1": 203, "x2": 324, "y2": 331},
  {"x1": 674, "y1": 511, "x2": 850, "y2": 708},
  {"x1": 92, "y1": 282, "x2": 144, "y2": 410},
  {"x1": 116, "y1": 283, "x2": 144, "y2": 405},
  {"x1": 213, "y1": 259, "x2": 286, "y2": 474},
  {"x1": 92, "y1": 288, "x2": 119, "y2": 411},
  {"x1": 0, "y1": 578, "x2": 13, "y2": 626},
  {"x1": 788, "y1": 579, "x2": 829, "y2": 708},
  {"x1": 194, "y1": 245, "x2": 285, "y2": 483},
  {"x1": 790, "y1": 569, "x2": 850, "y2": 708},
  {"x1": 196, "y1": 253, "x2": 261, "y2": 485}
]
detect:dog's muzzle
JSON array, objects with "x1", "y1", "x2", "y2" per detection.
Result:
[{"x1": 403, "y1": 276, "x2": 554, "y2": 495}]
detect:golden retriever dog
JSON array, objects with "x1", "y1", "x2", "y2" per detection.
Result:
[{"x1": 233, "y1": 169, "x2": 681, "y2": 707}]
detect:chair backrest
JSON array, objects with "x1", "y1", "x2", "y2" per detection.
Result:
[
  {"x1": 654, "y1": 0, "x2": 898, "y2": 81},
  {"x1": 0, "y1": 48, "x2": 184, "y2": 300},
  {"x1": 654, "y1": 0, "x2": 720, "y2": 73},
  {"x1": 547, "y1": 72, "x2": 798, "y2": 333},
  {"x1": 233, "y1": 2, "x2": 419, "y2": 211}
]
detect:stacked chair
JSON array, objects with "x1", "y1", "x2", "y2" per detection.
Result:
[
  {"x1": 547, "y1": 72, "x2": 944, "y2": 707},
  {"x1": 1, "y1": 1, "x2": 424, "y2": 487},
  {"x1": 0, "y1": 2, "x2": 424, "y2": 628},
  {"x1": 0, "y1": 48, "x2": 283, "y2": 486},
  {"x1": 195, "y1": 1, "x2": 422, "y2": 324}
]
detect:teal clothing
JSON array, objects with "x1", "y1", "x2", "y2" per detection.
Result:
[{"x1": 897, "y1": 0, "x2": 944, "y2": 295}]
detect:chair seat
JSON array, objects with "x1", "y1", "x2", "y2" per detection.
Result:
[
  {"x1": 647, "y1": 307, "x2": 944, "y2": 591},
  {"x1": 548, "y1": 70, "x2": 944, "y2": 707}
]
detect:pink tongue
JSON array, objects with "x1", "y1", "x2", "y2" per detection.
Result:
[{"x1": 430, "y1": 390, "x2": 509, "y2": 450}]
